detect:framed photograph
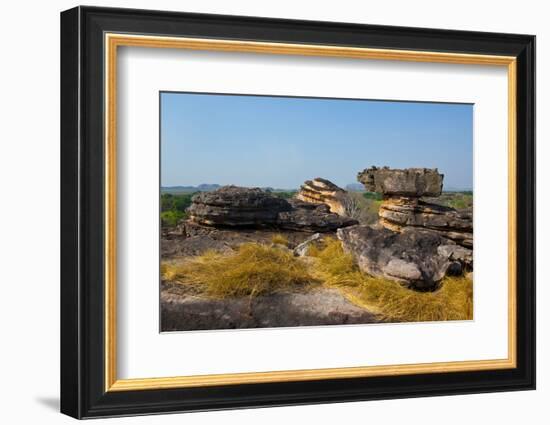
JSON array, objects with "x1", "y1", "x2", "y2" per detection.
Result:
[{"x1": 60, "y1": 6, "x2": 535, "y2": 419}]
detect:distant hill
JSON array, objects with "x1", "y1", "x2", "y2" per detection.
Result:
[
  {"x1": 162, "y1": 184, "x2": 221, "y2": 193},
  {"x1": 162, "y1": 184, "x2": 299, "y2": 194}
]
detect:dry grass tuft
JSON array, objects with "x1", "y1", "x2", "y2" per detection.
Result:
[
  {"x1": 309, "y1": 239, "x2": 473, "y2": 322},
  {"x1": 271, "y1": 233, "x2": 289, "y2": 246},
  {"x1": 161, "y1": 243, "x2": 312, "y2": 298}
]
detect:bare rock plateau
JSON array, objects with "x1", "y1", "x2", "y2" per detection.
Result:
[{"x1": 161, "y1": 284, "x2": 379, "y2": 331}]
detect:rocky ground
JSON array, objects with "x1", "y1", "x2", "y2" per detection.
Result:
[
  {"x1": 162, "y1": 222, "x2": 319, "y2": 258},
  {"x1": 160, "y1": 222, "x2": 381, "y2": 331},
  {"x1": 161, "y1": 167, "x2": 474, "y2": 331},
  {"x1": 161, "y1": 281, "x2": 379, "y2": 331}
]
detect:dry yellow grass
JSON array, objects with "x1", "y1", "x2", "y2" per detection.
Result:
[
  {"x1": 309, "y1": 239, "x2": 473, "y2": 322},
  {"x1": 270, "y1": 233, "x2": 289, "y2": 246},
  {"x1": 162, "y1": 238, "x2": 473, "y2": 322},
  {"x1": 161, "y1": 243, "x2": 312, "y2": 297}
]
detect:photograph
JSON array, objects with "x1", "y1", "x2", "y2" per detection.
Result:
[{"x1": 159, "y1": 92, "x2": 474, "y2": 331}]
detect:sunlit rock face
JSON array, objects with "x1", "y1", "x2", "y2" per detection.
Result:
[
  {"x1": 356, "y1": 167, "x2": 472, "y2": 248},
  {"x1": 295, "y1": 178, "x2": 347, "y2": 216},
  {"x1": 378, "y1": 197, "x2": 473, "y2": 248}
]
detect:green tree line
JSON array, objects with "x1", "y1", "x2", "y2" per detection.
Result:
[{"x1": 161, "y1": 193, "x2": 194, "y2": 227}]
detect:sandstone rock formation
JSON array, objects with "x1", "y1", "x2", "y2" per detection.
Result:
[
  {"x1": 357, "y1": 167, "x2": 473, "y2": 248},
  {"x1": 337, "y1": 225, "x2": 470, "y2": 289},
  {"x1": 188, "y1": 185, "x2": 357, "y2": 232},
  {"x1": 358, "y1": 166, "x2": 443, "y2": 197},
  {"x1": 188, "y1": 186, "x2": 290, "y2": 226},
  {"x1": 277, "y1": 199, "x2": 358, "y2": 232},
  {"x1": 379, "y1": 198, "x2": 473, "y2": 247},
  {"x1": 295, "y1": 178, "x2": 347, "y2": 216}
]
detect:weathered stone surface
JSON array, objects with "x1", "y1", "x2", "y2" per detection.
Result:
[
  {"x1": 188, "y1": 186, "x2": 357, "y2": 233},
  {"x1": 161, "y1": 284, "x2": 379, "y2": 331},
  {"x1": 162, "y1": 223, "x2": 326, "y2": 259},
  {"x1": 437, "y1": 244, "x2": 473, "y2": 269},
  {"x1": 337, "y1": 225, "x2": 457, "y2": 289},
  {"x1": 295, "y1": 178, "x2": 347, "y2": 215},
  {"x1": 277, "y1": 200, "x2": 358, "y2": 232},
  {"x1": 293, "y1": 233, "x2": 324, "y2": 257},
  {"x1": 358, "y1": 166, "x2": 443, "y2": 197},
  {"x1": 355, "y1": 167, "x2": 473, "y2": 248},
  {"x1": 161, "y1": 235, "x2": 233, "y2": 258},
  {"x1": 188, "y1": 185, "x2": 290, "y2": 226},
  {"x1": 379, "y1": 198, "x2": 473, "y2": 247}
]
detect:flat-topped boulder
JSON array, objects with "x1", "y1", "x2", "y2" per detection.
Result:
[
  {"x1": 295, "y1": 178, "x2": 347, "y2": 216},
  {"x1": 188, "y1": 186, "x2": 357, "y2": 232},
  {"x1": 357, "y1": 166, "x2": 443, "y2": 198},
  {"x1": 188, "y1": 185, "x2": 290, "y2": 226}
]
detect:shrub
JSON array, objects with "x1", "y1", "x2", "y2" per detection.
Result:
[
  {"x1": 160, "y1": 210, "x2": 186, "y2": 227},
  {"x1": 161, "y1": 193, "x2": 194, "y2": 213},
  {"x1": 363, "y1": 191, "x2": 383, "y2": 201},
  {"x1": 160, "y1": 193, "x2": 194, "y2": 227},
  {"x1": 340, "y1": 192, "x2": 381, "y2": 224}
]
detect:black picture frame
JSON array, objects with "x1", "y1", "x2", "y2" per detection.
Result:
[{"x1": 61, "y1": 5, "x2": 535, "y2": 419}]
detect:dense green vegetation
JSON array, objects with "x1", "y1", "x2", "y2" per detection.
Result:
[{"x1": 160, "y1": 193, "x2": 194, "y2": 227}]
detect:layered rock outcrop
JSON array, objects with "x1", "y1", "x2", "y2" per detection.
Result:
[
  {"x1": 188, "y1": 185, "x2": 357, "y2": 232},
  {"x1": 379, "y1": 198, "x2": 473, "y2": 247},
  {"x1": 188, "y1": 186, "x2": 290, "y2": 226},
  {"x1": 357, "y1": 167, "x2": 473, "y2": 248},
  {"x1": 277, "y1": 199, "x2": 357, "y2": 232},
  {"x1": 335, "y1": 166, "x2": 475, "y2": 289},
  {"x1": 295, "y1": 178, "x2": 347, "y2": 216}
]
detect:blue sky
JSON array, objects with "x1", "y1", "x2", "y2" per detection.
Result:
[{"x1": 161, "y1": 92, "x2": 473, "y2": 190}]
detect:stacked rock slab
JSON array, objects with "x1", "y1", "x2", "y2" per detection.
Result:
[
  {"x1": 357, "y1": 167, "x2": 473, "y2": 248},
  {"x1": 334, "y1": 167, "x2": 474, "y2": 289},
  {"x1": 295, "y1": 178, "x2": 347, "y2": 216},
  {"x1": 188, "y1": 186, "x2": 290, "y2": 226},
  {"x1": 188, "y1": 185, "x2": 357, "y2": 232}
]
